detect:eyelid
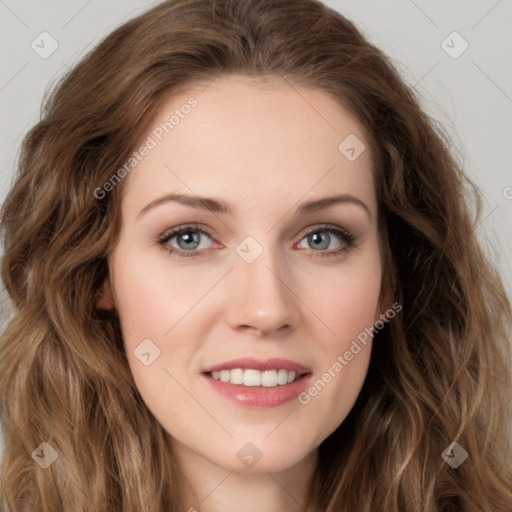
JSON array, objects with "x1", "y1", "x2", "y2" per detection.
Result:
[
  {"x1": 158, "y1": 222, "x2": 215, "y2": 242},
  {"x1": 293, "y1": 222, "x2": 352, "y2": 240}
]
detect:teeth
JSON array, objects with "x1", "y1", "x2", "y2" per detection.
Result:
[
  {"x1": 277, "y1": 369, "x2": 288, "y2": 385},
  {"x1": 210, "y1": 369, "x2": 299, "y2": 387},
  {"x1": 243, "y1": 369, "x2": 261, "y2": 386},
  {"x1": 230, "y1": 368, "x2": 244, "y2": 385},
  {"x1": 261, "y1": 369, "x2": 277, "y2": 387}
]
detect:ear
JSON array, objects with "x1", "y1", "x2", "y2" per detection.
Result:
[{"x1": 96, "y1": 276, "x2": 116, "y2": 310}]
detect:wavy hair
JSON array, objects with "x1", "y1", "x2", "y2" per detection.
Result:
[{"x1": 1, "y1": 0, "x2": 511, "y2": 510}]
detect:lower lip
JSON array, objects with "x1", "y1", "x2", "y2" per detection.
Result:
[{"x1": 203, "y1": 373, "x2": 312, "y2": 408}]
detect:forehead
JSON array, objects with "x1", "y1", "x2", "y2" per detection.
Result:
[{"x1": 120, "y1": 74, "x2": 376, "y2": 220}]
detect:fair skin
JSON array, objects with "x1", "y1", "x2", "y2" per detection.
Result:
[{"x1": 98, "y1": 74, "x2": 388, "y2": 512}]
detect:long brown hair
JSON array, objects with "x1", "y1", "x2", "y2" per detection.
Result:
[{"x1": 1, "y1": 0, "x2": 511, "y2": 510}]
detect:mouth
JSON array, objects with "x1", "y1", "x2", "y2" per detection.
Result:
[
  {"x1": 206, "y1": 368, "x2": 305, "y2": 387},
  {"x1": 202, "y1": 358, "x2": 312, "y2": 407}
]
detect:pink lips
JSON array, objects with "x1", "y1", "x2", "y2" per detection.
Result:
[{"x1": 202, "y1": 357, "x2": 313, "y2": 408}]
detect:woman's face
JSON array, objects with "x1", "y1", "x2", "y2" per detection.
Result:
[{"x1": 99, "y1": 74, "x2": 386, "y2": 474}]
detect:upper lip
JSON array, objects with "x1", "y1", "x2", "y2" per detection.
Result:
[{"x1": 203, "y1": 357, "x2": 312, "y2": 374}]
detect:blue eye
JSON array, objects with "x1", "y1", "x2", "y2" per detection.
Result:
[
  {"x1": 155, "y1": 223, "x2": 358, "y2": 259},
  {"x1": 156, "y1": 224, "x2": 214, "y2": 257},
  {"x1": 296, "y1": 225, "x2": 358, "y2": 257}
]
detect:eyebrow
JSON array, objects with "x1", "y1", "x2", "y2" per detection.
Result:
[{"x1": 137, "y1": 192, "x2": 372, "y2": 221}]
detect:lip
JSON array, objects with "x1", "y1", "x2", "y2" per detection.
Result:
[{"x1": 202, "y1": 358, "x2": 313, "y2": 408}]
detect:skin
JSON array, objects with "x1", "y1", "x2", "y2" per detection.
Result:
[{"x1": 98, "y1": 74, "x2": 389, "y2": 512}]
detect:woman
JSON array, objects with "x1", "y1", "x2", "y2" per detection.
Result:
[{"x1": 1, "y1": 0, "x2": 511, "y2": 510}]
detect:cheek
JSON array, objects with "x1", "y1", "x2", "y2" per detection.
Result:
[
  {"x1": 300, "y1": 246, "x2": 382, "y2": 352},
  {"x1": 295, "y1": 266, "x2": 380, "y2": 442},
  {"x1": 109, "y1": 244, "x2": 215, "y2": 340},
  {"x1": 108, "y1": 245, "x2": 213, "y2": 396}
]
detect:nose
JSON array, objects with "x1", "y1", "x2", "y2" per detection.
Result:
[{"x1": 226, "y1": 246, "x2": 301, "y2": 337}]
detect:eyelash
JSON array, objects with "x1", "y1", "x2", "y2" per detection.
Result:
[{"x1": 154, "y1": 223, "x2": 358, "y2": 259}]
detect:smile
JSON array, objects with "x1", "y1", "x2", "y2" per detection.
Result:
[
  {"x1": 209, "y1": 368, "x2": 301, "y2": 387},
  {"x1": 202, "y1": 358, "x2": 312, "y2": 407}
]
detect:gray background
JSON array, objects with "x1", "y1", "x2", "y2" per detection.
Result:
[{"x1": 0, "y1": 0, "x2": 511, "y2": 464}]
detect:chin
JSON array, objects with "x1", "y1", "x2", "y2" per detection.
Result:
[{"x1": 200, "y1": 433, "x2": 320, "y2": 474}]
